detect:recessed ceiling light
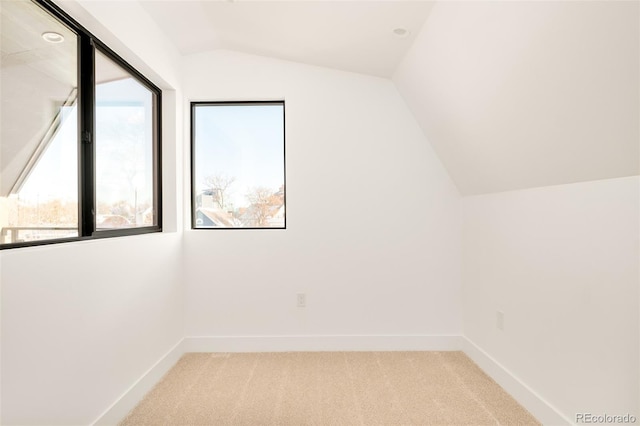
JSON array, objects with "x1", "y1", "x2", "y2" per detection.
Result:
[
  {"x1": 392, "y1": 28, "x2": 410, "y2": 38},
  {"x1": 42, "y1": 32, "x2": 64, "y2": 43}
]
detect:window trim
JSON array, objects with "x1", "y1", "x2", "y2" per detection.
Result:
[
  {"x1": 1, "y1": 0, "x2": 163, "y2": 250},
  {"x1": 190, "y1": 100, "x2": 286, "y2": 230}
]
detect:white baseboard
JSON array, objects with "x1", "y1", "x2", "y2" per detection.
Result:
[
  {"x1": 92, "y1": 339, "x2": 185, "y2": 426},
  {"x1": 462, "y1": 337, "x2": 572, "y2": 426},
  {"x1": 184, "y1": 334, "x2": 463, "y2": 352}
]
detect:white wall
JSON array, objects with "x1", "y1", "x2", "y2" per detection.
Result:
[
  {"x1": 182, "y1": 51, "x2": 462, "y2": 344},
  {"x1": 1, "y1": 236, "x2": 183, "y2": 425},
  {"x1": 462, "y1": 176, "x2": 639, "y2": 422},
  {"x1": 0, "y1": 1, "x2": 185, "y2": 424}
]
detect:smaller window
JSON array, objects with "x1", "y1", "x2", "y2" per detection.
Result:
[{"x1": 191, "y1": 101, "x2": 286, "y2": 229}]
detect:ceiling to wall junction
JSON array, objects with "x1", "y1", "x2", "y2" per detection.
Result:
[
  {"x1": 129, "y1": 1, "x2": 639, "y2": 194},
  {"x1": 140, "y1": 0, "x2": 434, "y2": 78},
  {"x1": 394, "y1": 1, "x2": 639, "y2": 195}
]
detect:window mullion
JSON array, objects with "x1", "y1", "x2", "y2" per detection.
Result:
[{"x1": 78, "y1": 35, "x2": 96, "y2": 237}]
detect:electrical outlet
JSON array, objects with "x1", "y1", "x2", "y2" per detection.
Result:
[
  {"x1": 297, "y1": 293, "x2": 306, "y2": 308},
  {"x1": 496, "y1": 311, "x2": 504, "y2": 331}
]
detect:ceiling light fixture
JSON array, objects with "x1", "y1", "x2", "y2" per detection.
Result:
[
  {"x1": 392, "y1": 28, "x2": 410, "y2": 38},
  {"x1": 42, "y1": 32, "x2": 64, "y2": 43}
]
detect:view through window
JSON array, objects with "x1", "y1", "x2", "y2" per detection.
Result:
[
  {"x1": 192, "y1": 102, "x2": 285, "y2": 229},
  {"x1": 0, "y1": 0, "x2": 161, "y2": 247},
  {"x1": 0, "y1": 0, "x2": 79, "y2": 244},
  {"x1": 95, "y1": 50, "x2": 156, "y2": 230}
]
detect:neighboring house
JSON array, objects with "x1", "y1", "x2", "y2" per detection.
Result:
[
  {"x1": 235, "y1": 202, "x2": 284, "y2": 228},
  {"x1": 268, "y1": 204, "x2": 285, "y2": 227},
  {"x1": 142, "y1": 206, "x2": 154, "y2": 226},
  {"x1": 97, "y1": 214, "x2": 131, "y2": 229},
  {"x1": 197, "y1": 190, "x2": 222, "y2": 209},
  {"x1": 195, "y1": 207, "x2": 236, "y2": 227},
  {"x1": 236, "y1": 186, "x2": 285, "y2": 227},
  {"x1": 196, "y1": 187, "x2": 285, "y2": 227}
]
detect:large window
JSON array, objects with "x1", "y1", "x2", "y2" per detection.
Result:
[
  {"x1": 0, "y1": 0, "x2": 161, "y2": 248},
  {"x1": 191, "y1": 102, "x2": 285, "y2": 229}
]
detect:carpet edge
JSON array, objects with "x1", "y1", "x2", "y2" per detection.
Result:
[
  {"x1": 462, "y1": 336, "x2": 573, "y2": 426},
  {"x1": 91, "y1": 338, "x2": 186, "y2": 426}
]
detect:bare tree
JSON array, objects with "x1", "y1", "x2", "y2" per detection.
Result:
[
  {"x1": 245, "y1": 186, "x2": 279, "y2": 227},
  {"x1": 203, "y1": 174, "x2": 236, "y2": 209}
]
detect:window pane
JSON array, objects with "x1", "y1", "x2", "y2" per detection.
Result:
[
  {"x1": 192, "y1": 103, "x2": 285, "y2": 229},
  {"x1": 0, "y1": 0, "x2": 78, "y2": 244},
  {"x1": 95, "y1": 50, "x2": 156, "y2": 230}
]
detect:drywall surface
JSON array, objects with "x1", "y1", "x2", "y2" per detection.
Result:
[
  {"x1": 394, "y1": 1, "x2": 639, "y2": 195},
  {"x1": 0, "y1": 1, "x2": 185, "y2": 424},
  {"x1": 1, "y1": 235, "x2": 183, "y2": 425},
  {"x1": 183, "y1": 50, "x2": 462, "y2": 342},
  {"x1": 462, "y1": 176, "x2": 639, "y2": 421}
]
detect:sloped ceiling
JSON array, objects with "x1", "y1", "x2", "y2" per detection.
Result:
[
  {"x1": 81, "y1": 0, "x2": 638, "y2": 196},
  {"x1": 140, "y1": 1, "x2": 434, "y2": 78},
  {"x1": 394, "y1": 1, "x2": 639, "y2": 195},
  {"x1": 139, "y1": 0, "x2": 638, "y2": 195}
]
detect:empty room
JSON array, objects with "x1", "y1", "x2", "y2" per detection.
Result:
[{"x1": 0, "y1": 0, "x2": 638, "y2": 424}]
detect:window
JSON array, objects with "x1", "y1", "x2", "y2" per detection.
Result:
[
  {"x1": 95, "y1": 51, "x2": 158, "y2": 230},
  {"x1": 0, "y1": 0, "x2": 161, "y2": 248},
  {"x1": 191, "y1": 102, "x2": 285, "y2": 229}
]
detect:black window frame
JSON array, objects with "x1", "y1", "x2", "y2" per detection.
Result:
[
  {"x1": 1, "y1": 0, "x2": 162, "y2": 250},
  {"x1": 190, "y1": 101, "x2": 286, "y2": 230}
]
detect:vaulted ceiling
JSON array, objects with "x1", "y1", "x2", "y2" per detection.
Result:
[
  {"x1": 140, "y1": 0, "x2": 639, "y2": 195},
  {"x1": 140, "y1": 1, "x2": 433, "y2": 78},
  {"x1": 394, "y1": 1, "x2": 639, "y2": 195},
  {"x1": 4, "y1": 0, "x2": 637, "y2": 197}
]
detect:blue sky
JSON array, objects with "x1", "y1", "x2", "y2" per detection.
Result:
[{"x1": 194, "y1": 103, "x2": 285, "y2": 208}]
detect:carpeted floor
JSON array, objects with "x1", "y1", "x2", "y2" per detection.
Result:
[{"x1": 120, "y1": 351, "x2": 540, "y2": 425}]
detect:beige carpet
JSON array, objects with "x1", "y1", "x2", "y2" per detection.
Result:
[{"x1": 120, "y1": 351, "x2": 540, "y2": 425}]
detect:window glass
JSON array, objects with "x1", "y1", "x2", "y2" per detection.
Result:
[
  {"x1": 192, "y1": 102, "x2": 285, "y2": 229},
  {"x1": 95, "y1": 50, "x2": 157, "y2": 230},
  {"x1": 0, "y1": 0, "x2": 161, "y2": 249},
  {"x1": 0, "y1": 0, "x2": 78, "y2": 244}
]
